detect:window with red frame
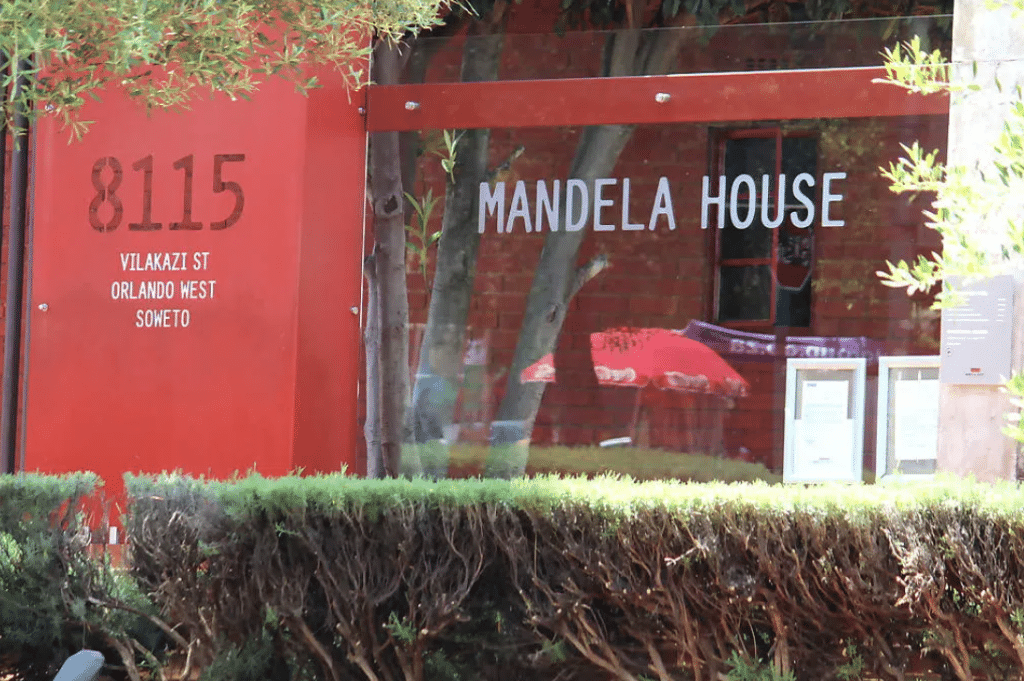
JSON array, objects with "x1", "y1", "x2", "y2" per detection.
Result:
[{"x1": 712, "y1": 128, "x2": 816, "y2": 328}]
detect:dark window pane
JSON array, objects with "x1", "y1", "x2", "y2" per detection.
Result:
[
  {"x1": 721, "y1": 213, "x2": 772, "y2": 259},
  {"x1": 724, "y1": 137, "x2": 775, "y2": 182},
  {"x1": 718, "y1": 265, "x2": 771, "y2": 321},
  {"x1": 776, "y1": 280, "x2": 811, "y2": 327},
  {"x1": 781, "y1": 136, "x2": 817, "y2": 178},
  {"x1": 775, "y1": 135, "x2": 816, "y2": 327}
]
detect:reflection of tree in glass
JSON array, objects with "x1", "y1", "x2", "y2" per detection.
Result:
[{"x1": 393, "y1": 0, "x2": 933, "y2": 480}]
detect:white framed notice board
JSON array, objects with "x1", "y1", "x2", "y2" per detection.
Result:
[
  {"x1": 784, "y1": 358, "x2": 866, "y2": 483},
  {"x1": 876, "y1": 355, "x2": 939, "y2": 482}
]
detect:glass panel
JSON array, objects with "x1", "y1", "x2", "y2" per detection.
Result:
[
  {"x1": 782, "y1": 136, "x2": 818, "y2": 178},
  {"x1": 401, "y1": 16, "x2": 951, "y2": 83},
  {"x1": 724, "y1": 137, "x2": 776, "y2": 183},
  {"x1": 385, "y1": 112, "x2": 948, "y2": 483},
  {"x1": 720, "y1": 136, "x2": 777, "y2": 260},
  {"x1": 719, "y1": 265, "x2": 772, "y2": 321},
  {"x1": 776, "y1": 282, "x2": 811, "y2": 327},
  {"x1": 721, "y1": 217, "x2": 772, "y2": 259}
]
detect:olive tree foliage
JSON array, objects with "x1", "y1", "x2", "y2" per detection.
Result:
[
  {"x1": 878, "y1": 5, "x2": 1024, "y2": 444},
  {"x1": 0, "y1": 0, "x2": 447, "y2": 136}
]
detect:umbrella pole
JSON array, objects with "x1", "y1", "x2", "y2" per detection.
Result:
[{"x1": 630, "y1": 386, "x2": 643, "y2": 446}]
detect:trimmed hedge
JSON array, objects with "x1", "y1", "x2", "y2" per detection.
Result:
[
  {"x1": 123, "y1": 473, "x2": 1024, "y2": 681},
  {"x1": 7, "y1": 472, "x2": 1024, "y2": 680}
]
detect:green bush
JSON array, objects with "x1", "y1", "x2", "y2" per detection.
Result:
[
  {"x1": 0, "y1": 473, "x2": 99, "y2": 678},
  {"x1": 0, "y1": 473, "x2": 164, "y2": 681}
]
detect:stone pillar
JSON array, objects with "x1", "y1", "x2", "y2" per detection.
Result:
[{"x1": 937, "y1": 0, "x2": 1024, "y2": 480}]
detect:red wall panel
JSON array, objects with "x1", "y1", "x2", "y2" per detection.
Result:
[{"x1": 25, "y1": 70, "x2": 366, "y2": 495}]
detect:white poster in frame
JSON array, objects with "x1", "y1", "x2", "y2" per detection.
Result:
[
  {"x1": 784, "y1": 358, "x2": 866, "y2": 483},
  {"x1": 876, "y1": 355, "x2": 940, "y2": 482}
]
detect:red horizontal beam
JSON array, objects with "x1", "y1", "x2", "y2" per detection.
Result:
[{"x1": 366, "y1": 66, "x2": 948, "y2": 132}]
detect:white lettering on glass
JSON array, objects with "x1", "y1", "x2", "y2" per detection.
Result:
[
  {"x1": 701, "y1": 175, "x2": 726, "y2": 230},
  {"x1": 472, "y1": 174, "x2": 846, "y2": 234},
  {"x1": 478, "y1": 181, "x2": 505, "y2": 234},
  {"x1": 565, "y1": 179, "x2": 588, "y2": 232},
  {"x1": 649, "y1": 177, "x2": 676, "y2": 231},
  {"x1": 790, "y1": 173, "x2": 816, "y2": 229},
  {"x1": 621, "y1": 178, "x2": 644, "y2": 231},
  {"x1": 507, "y1": 180, "x2": 532, "y2": 233},
  {"x1": 535, "y1": 179, "x2": 560, "y2": 232},
  {"x1": 760, "y1": 174, "x2": 785, "y2": 229},
  {"x1": 593, "y1": 178, "x2": 616, "y2": 232},
  {"x1": 822, "y1": 172, "x2": 846, "y2": 227},
  {"x1": 729, "y1": 174, "x2": 756, "y2": 230}
]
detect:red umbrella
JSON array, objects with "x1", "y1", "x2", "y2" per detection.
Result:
[
  {"x1": 518, "y1": 329, "x2": 749, "y2": 447},
  {"x1": 520, "y1": 329, "x2": 750, "y2": 397},
  {"x1": 519, "y1": 353, "x2": 556, "y2": 383},
  {"x1": 591, "y1": 327, "x2": 749, "y2": 398},
  {"x1": 591, "y1": 327, "x2": 749, "y2": 445}
]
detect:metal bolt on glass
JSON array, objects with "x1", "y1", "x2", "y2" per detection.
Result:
[
  {"x1": 404, "y1": 101, "x2": 420, "y2": 110},
  {"x1": 655, "y1": 93, "x2": 671, "y2": 103}
]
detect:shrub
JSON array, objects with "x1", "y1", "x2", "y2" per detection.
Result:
[
  {"x1": 0, "y1": 473, "x2": 166, "y2": 681},
  {"x1": 0, "y1": 473, "x2": 100, "y2": 678},
  {"x1": 125, "y1": 472, "x2": 1024, "y2": 681}
]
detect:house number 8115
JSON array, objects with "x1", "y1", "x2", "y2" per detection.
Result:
[{"x1": 89, "y1": 153, "x2": 246, "y2": 232}]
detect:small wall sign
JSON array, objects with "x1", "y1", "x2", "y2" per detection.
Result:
[{"x1": 940, "y1": 275, "x2": 1014, "y2": 385}]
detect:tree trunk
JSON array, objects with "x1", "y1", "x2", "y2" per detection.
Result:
[
  {"x1": 408, "y1": 10, "x2": 508, "y2": 479},
  {"x1": 486, "y1": 28, "x2": 689, "y2": 478},
  {"x1": 370, "y1": 40, "x2": 417, "y2": 477},
  {"x1": 363, "y1": 254, "x2": 384, "y2": 478}
]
